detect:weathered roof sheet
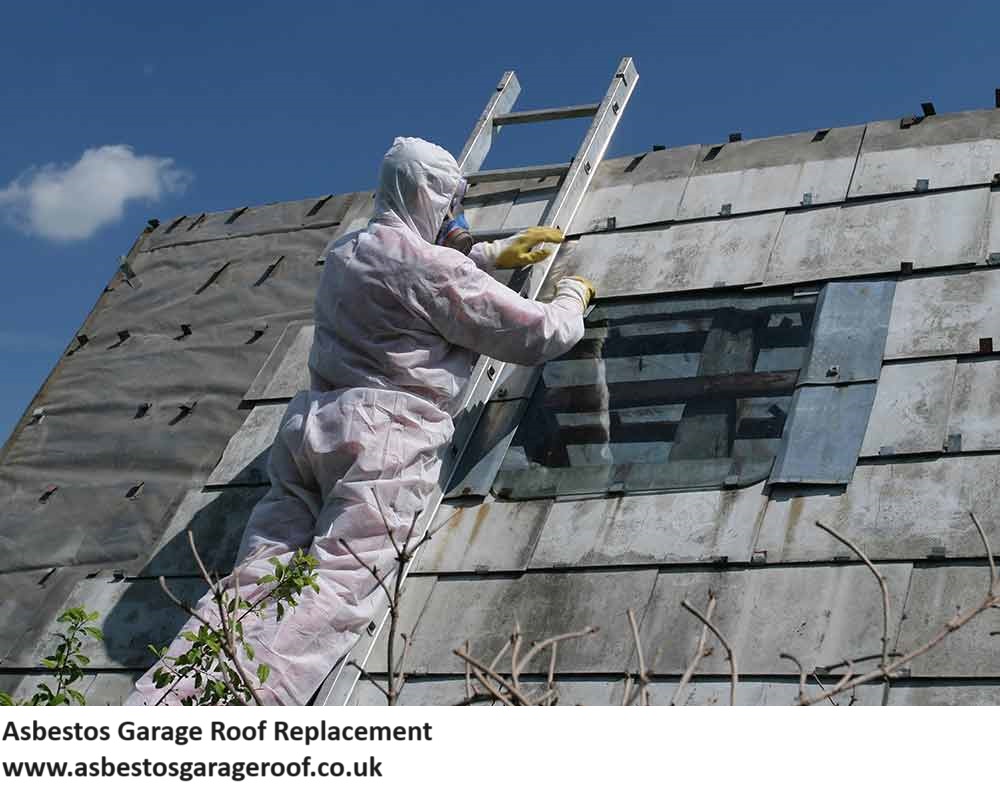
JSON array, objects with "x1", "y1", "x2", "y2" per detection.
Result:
[{"x1": 7, "y1": 104, "x2": 1000, "y2": 705}]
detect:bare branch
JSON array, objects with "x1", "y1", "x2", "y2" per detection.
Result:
[
  {"x1": 464, "y1": 641, "x2": 473, "y2": 703},
  {"x1": 970, "y1": 511, "x2": 998, "y2": 594},
  {"x1": 338, "y1": 537, "x2": 394, "y2": 607},
  {"x1": 779, "y1": 652, "x2": 807, "y2": 706},
  {"x1": 802, "y1": 514, "x2": 1000, "y2": 705},
  {"x1": 625, "y1": 609, "x2": 650, "y2": 706},
  {"x1": 673, "y1": 592, "x2": 717, "y2": 706},
  {"x1": 516, "y1": 627, "x2": 598, "y2": 672},
  {"x1": 681, "y1": 598, "x2": 738, "y2": 706},
  {"x1": 816, "y1": 520, "x2": 892, "y2": 672},
  {"x1": 452, "y1": 647, "x2": 532, "y2": 705},
  {"x1": 347, "y1": 661, "x2": 390, "y2": 700}
]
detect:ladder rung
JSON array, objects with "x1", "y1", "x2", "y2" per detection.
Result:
[
  {"x1": 466, "y1": 162, "x2": 570, "y2": 184},
  {"x1": 492, "y1": 103, "x2": 600, "y2": 126}
]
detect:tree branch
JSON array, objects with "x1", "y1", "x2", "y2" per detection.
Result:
[
  {"x1": 672, "y1": 592, "x2": 717, "y2": 706},
  {"x1": 681, "y1": 598, "x2": 738, "y2": 706},
  {"x1": 816, "y1": 520, "x2": 891, "y2": 672}
]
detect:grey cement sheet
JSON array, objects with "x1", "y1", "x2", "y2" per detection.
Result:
[
  {"x1": 5, "y1": 671, "x2": 140, "y2": 706},
  {"x1": 113, "y1": 229, "x2": 329, "y2": 335},
  {"x1": 757, "y1": 456, "x2": 1000, "y2": 562},
  {"x1": 562, "y1": 212, "x2": 783, "y2": 297},
  {"x1": 206, "y1": 403, "x2": 285, "y2": 486},
  {"x1": 415, "y1": 498, "x2": 551, "y2": 573},
  {"x1": 859, "y1": 359, "x2": 957, "y2": 457},
  {"x1": 0, "y1": 342, "x2": 269, "y2": 572},
  {"x1": 567, "y1": 147, "x2": 700, "y2": 235},
  {"x1": 528, "y1": 484, "x2": 765, "y2": 568},
  {"x1": 243, "y1": 322, "x2": 313, "y2": 401},
  {"x1": 849, "y1": 111, "x2": 1000, "y2": 197},
  {"x1": 764, "y1": 188, "x2": 991, "y2": 286},
  {"x1": 143, "y1": 194, "x2": 355, "y2": 251},
  {"x1": 7, "y1": 575, "x2": 209, "y2": 669},
  {"x1": 946, "y1": 358, "x2": 1000, "y2": 451},
  {"x1": 676, "y1": 126, "x2": 865, "y2": 219},
  {"x1": 642, "y1": 564, "x2": 912, "y2": 675},
  {"x1": 627, "y1": 679, "x2": 883, "y2": 706},
  {"x1": 883, "y1": 268, "x2": 1000, "y2": 359},
  {"x1": 138, "y1": 485, "x2": 267, "y2": 577},
  {"x1": 887, "y1": 682, "x2": 1000, "y2": 705},
  {"x1": 0, "y1": 569, "x2": 82, "y2": 663},
  {"x1": 896, "y1": 564, "x2": 1000, "y2": 677},
  {"x1": 362, "y1": 575, "x2": 438, "y2": 674},
  {"x1": 349, "y1": 676, "x2": 619, "y2": 706},
  {"x1": 400, "y1": 570, "x2": 659, "y2": 675}
]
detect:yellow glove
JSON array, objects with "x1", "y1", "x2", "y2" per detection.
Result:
[
  {"x1": 555, "y1": 275, "x2": 597, "y2": 310},
  {"x1": 485, "y1": 226, "x2": 565, "y2": 269}
]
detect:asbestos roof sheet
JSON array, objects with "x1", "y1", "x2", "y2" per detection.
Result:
[
  {"x1": 399, "y1": 570, "x2": 659, "y2": 675},
  {"x1": 206, "y1": 403, "x2": 284, "y2": 486},
  {"x1": 946, "y1": 357, "x2": 1000, "y2": 451},
  {"x1": 859, "y1": 359, "x2": 957, "y2": 457},
  {"x1": 349, "y1": 676, "x2": 619, "y2": 706},
  {"x1": 528, "y1": 484, "x2": 764, "y2": 568},
  {"x1": 849, "y1": 110, "x2": 1000, "y2": 198},
  {"x1": 243, "y1": 321, "x2": 312, "y2": 401},
  {"x1": 764, "y1": 188, "x2": 991, "y2": 286},
  {"x1": 562, "y1": 212, "x2": 782, "y2": 297},
  {"x1": 887, "y1": 682, "x2": 1000, "y2": 705},
  {"x1": 896, "y1": 564, "x2": 1000, "y2": 676},
  {"x1": 415, "y1": 498, "x2": 551, "y2": 574},
  {"x1": 641, "y1": 564, "x2": 912, "y2": 675},
  {"x1": 883, "y1": 268, "x2": 1000, "y2": 359},
  {"x1": 144, "y1": 193, "x2": 356, "y2": 252},
  {"x1": 7, "y1": 575, "x2": 207, "y2": 669},
  {"x1": 138, "y1": 485, "x2": 265, "y2": 577},
  {"x1": 631, "y1": 679, "x2": 883, "y2": 706},
  {"x1": 757, "y1": 456, "x2": 1000, "y2": 563},
  {"x1": 676, "y1": 125, "x2": 864, "y2": 219},
  {"x1": 567, "y1": 147, "x2": 700, "y2": 234}
]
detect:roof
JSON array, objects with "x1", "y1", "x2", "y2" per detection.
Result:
[{"x1": 4, "y1": 105, "x2": 1000, "y2": 705}]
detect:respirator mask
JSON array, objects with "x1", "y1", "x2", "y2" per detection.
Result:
[{"x1": 435, "y1": 178, "x2": 474, "y2": 255}]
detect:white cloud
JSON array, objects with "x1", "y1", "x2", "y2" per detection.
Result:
[{"x1": 0, "y1": 145, "x2": 192, "y2": 241}]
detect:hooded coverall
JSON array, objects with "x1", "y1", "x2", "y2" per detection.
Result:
[{"x1": 128, "y1": 137, "x2": 588, "y2": 705}]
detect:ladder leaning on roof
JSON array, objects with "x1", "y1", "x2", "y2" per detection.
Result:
[{"x1": 314, "y1": 56, "x2": 639, "y2": 705}]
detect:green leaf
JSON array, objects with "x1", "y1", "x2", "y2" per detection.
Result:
[
  {"x1": 256, "y1": 664, "x2": 270, "y2": 684},
  {"x1": 67, "y1": 689, "x2": 87, "y2": 706},
  {"x1": 244, "y1": 643, "x2": 255, "y2": 661},
  {"x1": 84, "y1": 626, "x2": 104, "y2": 641},
  {"x1": 41, "y1": 657, "x2": 60, "y2": 669},
  {"x1": 74, "y1": 654, "x2": 90, "y2": 666},
  {"x1": 181, "y1": 631, "x2": 199, "y2": 643},
  {"x1": 275, "y1": 603, "x2": 285, "y2": 622},
  {"x1": 256, "y1": 574, "x2": 276, "y2": 585},
  {"x1": 0, "y1": 692, "x2": 14, "y2": 706}
]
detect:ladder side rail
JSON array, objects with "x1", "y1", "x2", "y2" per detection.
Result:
[{"x1": 315, "y1": 59, "x2": 638, "y2": 705}]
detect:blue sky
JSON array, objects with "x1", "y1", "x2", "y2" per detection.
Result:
[{"x1": 2, "y1": 0, "x2": 998, "y2": 444}]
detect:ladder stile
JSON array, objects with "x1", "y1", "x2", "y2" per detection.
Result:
[{"x1": 315, "y1": 57, "x2": 639, "y2": 706}]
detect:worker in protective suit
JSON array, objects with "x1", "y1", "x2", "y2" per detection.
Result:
[{"x1": 128, "y1": 136, "x2": 595, "y2": 705}]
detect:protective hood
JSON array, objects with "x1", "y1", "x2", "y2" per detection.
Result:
[{"x1": 373, "y1": 137, "x2": 464, "y2": 244}]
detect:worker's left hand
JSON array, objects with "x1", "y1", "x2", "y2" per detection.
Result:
[{"x1": 485, "y1": 226, "x2": 564, "y2": 269}]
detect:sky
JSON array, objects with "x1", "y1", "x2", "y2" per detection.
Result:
[{"x1": 2, "y1": 0, "x2": 999, "y2": 445}]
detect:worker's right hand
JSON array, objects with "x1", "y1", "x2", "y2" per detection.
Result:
[
  {"x1": 482, "y1": 226, "x2": 565, "y2": 269},
  {"x1": 555, "y1": 275, "x2": 596, "y2": 311}
]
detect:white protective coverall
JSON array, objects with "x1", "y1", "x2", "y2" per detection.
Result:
[{"x1": 128, "y1": 137, "x2": 588, "y2": 705}]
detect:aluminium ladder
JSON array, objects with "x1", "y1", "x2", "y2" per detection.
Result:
[{"x1": 315, "y1": 56, "x2": 639, "y2": 705}]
